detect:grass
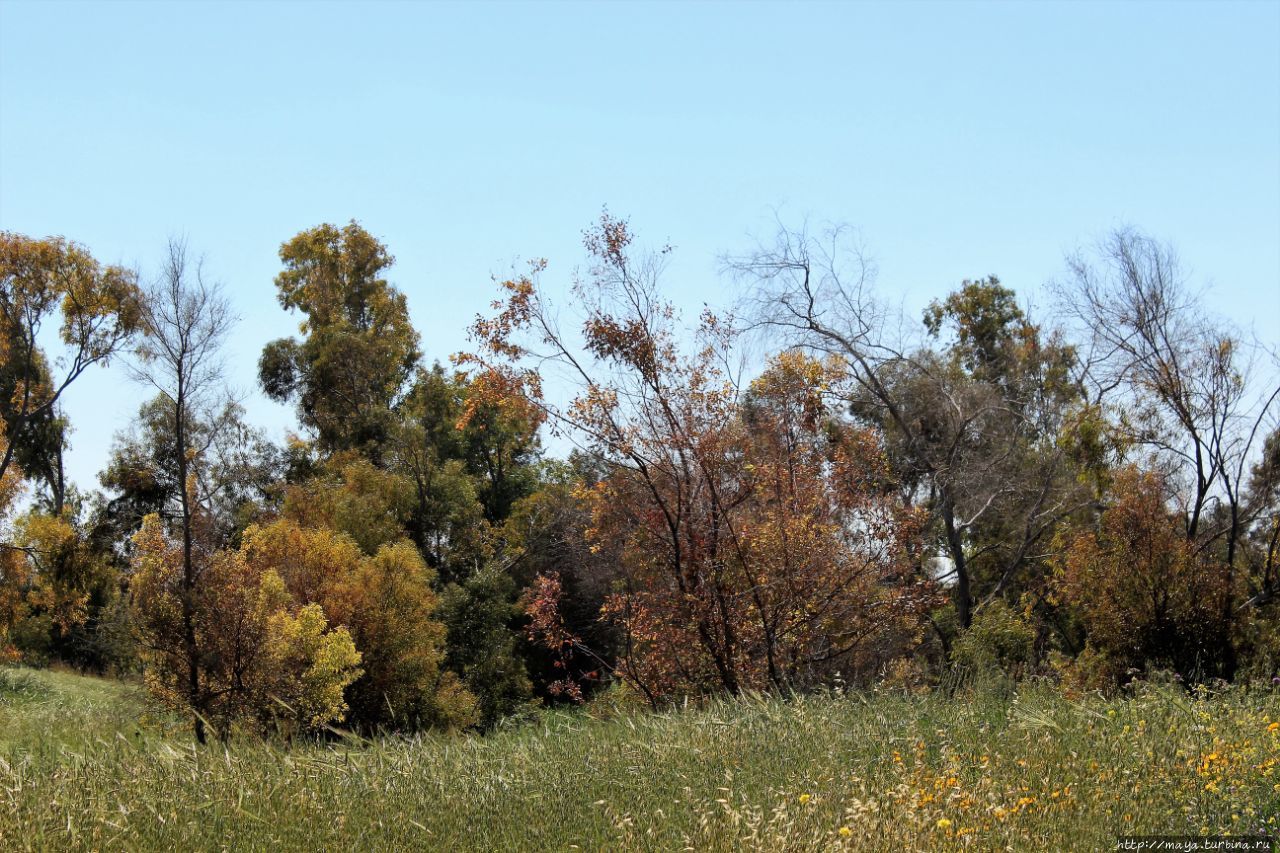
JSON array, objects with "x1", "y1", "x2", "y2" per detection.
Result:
[{"x1": 0, "y1": 667, "x2": 1276, "y2": 851}]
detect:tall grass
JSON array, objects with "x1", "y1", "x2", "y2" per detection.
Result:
[{"x1": 1, "y1": 667, "x2": 1276, "y2": 851}]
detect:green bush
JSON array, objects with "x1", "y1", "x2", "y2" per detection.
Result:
[{"x1": 951, "y1": 599, "x2": 1036, "y2": 681}]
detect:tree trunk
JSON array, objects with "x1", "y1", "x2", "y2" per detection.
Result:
[{"x1": 942, "y1": 498, "x2": 972, "y2": 629}]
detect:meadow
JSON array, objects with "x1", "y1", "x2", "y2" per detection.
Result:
[{"x1": 0, "y1": 667, "x2": 1275, "y2": 851}]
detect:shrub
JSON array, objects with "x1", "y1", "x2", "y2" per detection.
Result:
[{"x1": 951, "y1": 598, "x2": 1037, "y2": 681}]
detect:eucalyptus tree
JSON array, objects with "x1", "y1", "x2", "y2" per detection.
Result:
[
  {"x1": 728, "y1": 226, "x2": 1092, "y2": 633},
  {"x1": 259, "y1": 221, "x2": 420, "y2": 462},
  {"x1": 0, "y1": 232, "x2": 142, "y2": 512}
]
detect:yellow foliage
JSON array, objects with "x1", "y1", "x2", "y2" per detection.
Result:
[
  {"x1": 130, "y1": 515, "x2": 362, "y2": 738},
  {"x1": 240, "y1": 518, "x2": 475, "y2": 730}
]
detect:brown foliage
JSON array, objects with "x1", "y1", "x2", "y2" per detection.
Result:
[
  {"x1": 1053, "y1": 466, "x2": 1234, "y2": 684},
  {"x1": 470, "y1": 214, "x2": 937, "y2": 703}
]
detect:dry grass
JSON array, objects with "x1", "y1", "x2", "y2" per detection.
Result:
[{"x1": 1, "y1": 667, "x2": 1276, "y2": 850}]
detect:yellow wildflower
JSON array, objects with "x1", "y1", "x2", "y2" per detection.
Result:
[{"x1": 838, "y1": 827, "x2": 853, "y2": 838}]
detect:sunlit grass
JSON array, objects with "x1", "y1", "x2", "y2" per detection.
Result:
[{"x1": 1, "y1": 667, "x2": 1276, "y2": 850}]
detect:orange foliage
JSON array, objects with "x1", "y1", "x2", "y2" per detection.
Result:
[
  {"x1": 470, "y1": 214, "x2": 937, "y2": 702},
  {"x1": 1054, "y1": 466, "x2": 1234, "y2": 683}
]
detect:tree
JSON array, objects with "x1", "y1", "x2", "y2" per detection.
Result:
[
  {"x1": 1, "y1": 232, "x2": 142, "y2": 511},
  {"x1": 240, "y1": 518, "x2": 477, "y2": 731},
  {"x1": 728, "y1": 228, "x2": 1090, "y2": 635},
  {"x1": 439, "y1": 564, "x2": 533, "y2": 728},
  {"x1": 99, "y1": 396, "x2": 282, "y2": 555},
  {"x1": 390, "y1": 365, "x2": 541, "y2": 583},
  {"x1": 259, "y1": 222, "x2": 420, "y2": 461},
  {"x1": 503, "y1": 457, "x2": 622, "y2": 702},
  {"x1": 1, "y1": 496, "x2": 121, "y2": 667},
  {"x1": 0, "y1": 423, "x2": 27, "y2": 659},
  {"x1": 128, "y1": 238, "x2": 236, "y2": 743},
  {"x1": 1242, "y1": 427, "x2": 1280, "y2": 609},
  {"x1": 130, "y1": 515, "x2": 361, "y2": 738},
  {"x1": 1058, "y1": 228, "x2": 1280, "y2": 666},
  {"x1": 1053, "y1": 466, "x2": 1233, "y2": 685},
  {"x1": 467, "y1": 213, "x2": 934, "y2": 702},
  {"x1": 282, "y1": 454, "x2": 416, "y2": 557}
]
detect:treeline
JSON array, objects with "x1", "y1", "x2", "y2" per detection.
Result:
[{"x1": 1, "y1": 215, "x2": 1277, "y2": 742}]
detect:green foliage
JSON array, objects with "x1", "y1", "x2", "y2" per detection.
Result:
[
  {"x1": 440, "y1": 565, "x2": 534, "y2": 729},
  {"x1": 282, "y1": 455, "x2": 415, "y2": 555},
  {"x1": 924, "y1": 276, "x2": 1027, "y2": 380},
  {"x1": 1235, "y1": 604, "x2": 1280, "y2": 683},
  {"x1": 345, "y1": 541, "x2": 477, "y2": 730},
  {"x1": 391, "y1": 364, "x2": 539, "y2": 580},
  {"x1": 951, "y1": 599, "x2": 1037, "y2": 680},
  {"x1": 259, "y1": 222, "x2": 420, "y2": 460}
]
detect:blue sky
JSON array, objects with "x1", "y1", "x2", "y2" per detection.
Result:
[{"x1": 1, "y1": 0, "x2": 1277, "y2": 493}]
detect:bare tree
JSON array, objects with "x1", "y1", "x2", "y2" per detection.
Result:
[
  {"x1": 129, "y1": 238, "x2": 235, "y2": 743},
  {"x1": 1058, "y1": 228, "x2": 1280, "y2": 628}
]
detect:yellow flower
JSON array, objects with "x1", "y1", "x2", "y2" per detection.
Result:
[
  {"x1": 1267, "y1": 722, "x2": 1279, "y2": 734},
  {"x1": 936, "y1": 818, "x2": 952, "y2": 830},
  {"x1": 798, "y1": 793, "x2": 812, "y2": 805},
  {"x1": 838, "y1": 827, "x2": 853, "y2": 838}
]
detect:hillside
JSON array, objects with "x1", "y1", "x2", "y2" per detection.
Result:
[{"x1": 0, "y1": 668, "x2": 1275, "y2": 851}]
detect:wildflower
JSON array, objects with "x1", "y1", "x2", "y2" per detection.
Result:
[
  {"x1": 1267, "y1": 722, "x2": 1279, "y2": 734},
  {"x1": 798, "y1": 794, "x2": 811, "y2": 805},
  {"x1": 838, "y1": 827, "x2": 853, "y2": 838},
  {"x1": 936, "y1": 818, "x2": 952, "y2": 830}
]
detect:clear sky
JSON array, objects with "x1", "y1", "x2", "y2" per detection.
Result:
[{"x1": 1, "y1": 0, "x2": 1278, "y2": 494}]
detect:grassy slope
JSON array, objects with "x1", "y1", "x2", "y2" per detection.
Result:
[{"x1": 0, "y1": 668, "x2": 1276, "y2": 851}]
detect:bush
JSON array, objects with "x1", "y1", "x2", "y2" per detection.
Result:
[
  {"x1": 951, "y1": 598, "x2": 1036, "y2": 681},
  {"x1": 440, "y1": 565, "x2": 534, "y2": 730}
]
